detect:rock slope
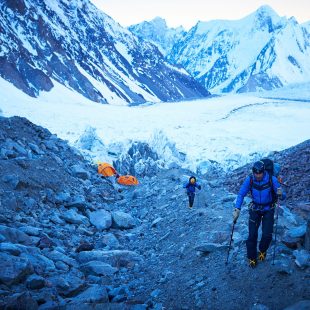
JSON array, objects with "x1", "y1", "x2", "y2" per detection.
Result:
[{"x1": 0, "y1": 116, "x2": 309, "y2": 309}]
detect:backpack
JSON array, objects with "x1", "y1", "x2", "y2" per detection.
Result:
[{"x1": 250, "y1": 158, "x2": 280, "y2": 205}]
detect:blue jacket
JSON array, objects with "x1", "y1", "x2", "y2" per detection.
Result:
[
  {"x1": 183, "y1": 182, "x2": 201, "y2": 194},
  {"x1": 235, "y1": 172, "x2": 286, "y2": 211}
]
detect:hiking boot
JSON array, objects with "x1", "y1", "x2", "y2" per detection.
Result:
[
  {"x1": 248, "y1": 259, "x2": 257, "y2": 268},
  {"x1": 258, "y1": 251, "x2": 266, "y2": 261}
]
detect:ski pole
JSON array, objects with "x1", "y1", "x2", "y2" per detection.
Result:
[
  {"x1": 225, "y1": 221, "x2": 236, "y2": 265},
  {"x1": 272, "y1": 200, "x2": 280, "y2": 265}
]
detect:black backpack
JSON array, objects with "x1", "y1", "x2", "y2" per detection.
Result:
[
  {"x1": 250, "y1": 158, "x2": 278, "y2": 205},
  {"x1": 261, "y1": 158, "x2": 274, "y2": 177}
]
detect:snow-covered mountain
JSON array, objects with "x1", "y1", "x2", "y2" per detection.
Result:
[
  {"x1": 0, "y1": 0, "x2": 210, "y2": 105},
  {"x1": 302, "y1": 21, "x2": 310, "y2": 33},
  {"x1": 128, "y1": 17, "x2": 186, "y2": 56},
  {"x1": 132, "y1": 6, "x2": 310, "y2": 94}
]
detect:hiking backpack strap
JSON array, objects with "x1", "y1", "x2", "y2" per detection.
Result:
[{"x1": 249, "y1": 173, "x2": 276, "y2": 206}]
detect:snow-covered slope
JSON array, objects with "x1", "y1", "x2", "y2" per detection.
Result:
[
  {"x1": 0, "y1": 0, "x2": 210, "y2": 105},
  {"x1": 128, "y1": 17, "x2": 186, "y2": 56},
  {"x1": 165, "y1": 5, "x2": 310, "y2": 93},
  {"x1": 1, "y1": 75, "x2": 309, "y2": 172}
]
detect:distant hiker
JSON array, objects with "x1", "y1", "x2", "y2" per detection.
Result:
[
  {"x1": 233, "y1": 160, "x2": 286, "y2": 268},
  {"x1": 183, "y1": 176, "x2": 201, "y2": 208}
]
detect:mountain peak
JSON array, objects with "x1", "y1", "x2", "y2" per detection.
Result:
[
  {"x1": 255, "y1": 4, "x2": 277, "y2": 16},
  {"x1": 151, "y1": 17, "x2": 167, "y2": 28},
  {"x1": 246, "y1": 4, "x2": 283, "y2": 32}
]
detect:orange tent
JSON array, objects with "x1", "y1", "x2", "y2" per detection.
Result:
[
  {"x1": 98, "y1": 162, "x2": 117, "y2": 177},
  {"x1": 117, "y1": 175, "x2": 139, "y2": 186}
]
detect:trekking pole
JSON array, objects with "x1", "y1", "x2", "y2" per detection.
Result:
[
  {"x1": 225, "y1": 221, "x2": 236, "y2": 265},
  {"x1": 272, "y1": 200, "x2": 280, "y2": 265}
]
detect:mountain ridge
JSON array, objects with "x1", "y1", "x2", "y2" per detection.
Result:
[
  {"x1": 0, "y1": 0, "x2": 210, "y2": 105},
  {"x1": 129, "y1": 5, "x2": 310, "y2": 94}
]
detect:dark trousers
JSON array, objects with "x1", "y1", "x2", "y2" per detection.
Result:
[
  {"x1": 187, "y1": 192, "x2": 195, "y2": 207},
  {"x1": 246, "y1": 208, "x2": 275, "y2": 260}
]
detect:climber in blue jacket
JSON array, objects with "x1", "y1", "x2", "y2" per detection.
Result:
[
  {"x1": 233, "y1": 160, "x2": 286, "y2": 268},
  {"x1": 183, "y1": 176, "x2": 201, "y2": 208}
]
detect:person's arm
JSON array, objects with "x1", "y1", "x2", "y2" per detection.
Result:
[
  {"x1": 183, "y1": 182, "x2": 189, "y2": 189},
  {"x1": 233, "y1": 176, "x2": 250, "y2": 223},
  {"x1": 272, "y1": 176, "x2": 286, "y2": 200},
  {"x1": 235, "y1": 176, "x2": 251, "y2": 210},
  {"x1": 195, "y1": 183, "x2": 202, "y2": 190}
]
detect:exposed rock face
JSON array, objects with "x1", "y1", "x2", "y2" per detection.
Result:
[
  {"x1": 128, "y1": 17, "x2": 187, "y2": 56},
  {"x1": 0, "y1": 0, "x2": 210, "y2": 104}
]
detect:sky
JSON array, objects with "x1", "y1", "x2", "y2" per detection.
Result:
[
  {"x1": 90, "y1": 0, "x2": 310, "y2": 29},
  {"x1": 1, "y1": 77, "x2": 309, "y2": 172}
]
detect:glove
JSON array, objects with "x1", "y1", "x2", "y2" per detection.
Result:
[
  {"x1": 276, "y1": 188, "x2": 282, "y2": 198},
  {"x1": 233, "y1": 208, "x2": 240, "y2": 223},
  {"x1": 198, "y1": 185, "x2": 201, "y2": 190}
]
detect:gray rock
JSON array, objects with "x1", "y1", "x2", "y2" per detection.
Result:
[
  {"x1": 21, "y1": 253, "x2": 56, "y2": 273},
  {"x1": 112, "y1": 211, "x2": 136, "y2": 229},
  {"x1": 273, "y1": 259, "x2": 293, "y2": 275},
  {"x1": 43, "y1": 249, "x2": 77, "y2": 267},
  {"x1": 49, "y1": 213, "x2": 66, "y2": 225},
  {"x1": 78, "y1": 250, "x2": 142, "y2": 268},
  {"x1": 288, "y1": 224, "x2": 307, "y2": 238},
  {"x1": 5, "y1": 291, "x2": 38, "y2": 310},
  {"x1": 61, "y1": 209, "x2": 89, "y2": 225},
  {"x1": 37, "y1": 234, "x2": 56, "y2": 249},
  {"x1": 80, "y1": 261, "x2": 117, "y2": 276},
  {"x1": 0, "y1": 242, "x2": 22, "y2": 256},
  {"x1": 48, "y1": 272, "x2": 85, "y2": 297},
  {"x1": 19, "y1": 226, "x2": 42, "y2": 236},
  {"x1": 11, "y1": 141, "x2": 28, "y2": 156},
  {"x1": 71, "y1": 164, "x2": 90, "y2": 180},
  {"x1": 26, "y1": 274, "x2": 45, "y2": 290},
  {"x1": 2, "y1": 174, "x2": 20, "y2": 189},
  {"x1": 89, "y1": 209, "x2": 112, "y2": 230},
  {"x1": 0, "y1": 225, "x2": 33, "y2": 245},
  {"x1": 55, "y1": 191, "x2": 71, "y2": 204},
  {"x1": 293, "y1": 249, "x2": 310, "y2": 268},
  {"x1": 29, "y1": 142, "x2": 44, "y2": 155},
  {"x1": 151, "y1": 217, "x2": 163, "y2": 228},
  {"x1": 68, "y1": 284, "x2": 109, "y2": 303},
  {"x1": 1, "y1": 147, "x2": 16, "y2": 159},
  {"x1": 281, "y1": 235, "x2": 302, "y2": 249},
  {"x1": 100, "y1": 233, "x2": 120, "y2": 249},
  {"x1": 44, "y1": 139, "x2": 59, "y2": 152},
  {"x1": 66, "y1": 195, "x2": 87, "y2": 212},
  {"x1": 24, "y1": 198, "x2": 37, "y2": 209},
  {"x1": 0, "y1": 252, "x2": 33, "y2": 285},
  {"x1": 55, "y1": 261, "x2": 70, "y2": 272},
  {"x1": 1, "y1": 196, "x2": 18, "y2": 211}
]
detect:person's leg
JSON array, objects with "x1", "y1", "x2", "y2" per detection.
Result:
[
  {"x1": 259, "y1": 209, "x2": 275, "y2": 257},
  {"x1": 246, "y1": 209, "x2": 262, "y2": 261},
  {"x1": 188, "y1": 193, "x2": 195, "y2": 208}
]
